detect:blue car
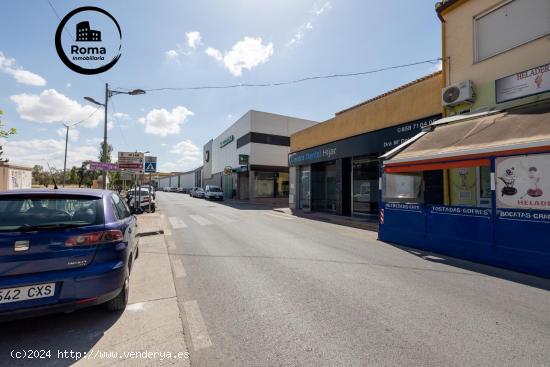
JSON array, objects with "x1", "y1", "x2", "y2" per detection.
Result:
[{"x1": 0, "y1": 189, "x2": 139, "y2": 321}]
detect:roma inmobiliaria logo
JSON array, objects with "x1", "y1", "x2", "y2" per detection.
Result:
[{"x1": 55, "y1": 6, "x2": 122, "y2": 75}]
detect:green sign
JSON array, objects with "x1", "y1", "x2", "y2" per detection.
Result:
[
  {"x1": 239, "y1": 154, "x2": 249, "y2": 165},
  {"x1": 220, "y1": 135, "x2": 234, "y2": 148}
]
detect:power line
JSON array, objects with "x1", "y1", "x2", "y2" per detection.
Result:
[
  {"x1": 118, "y1": 58, "x2": 441, "y2": 92},
  {"x1": 64, "y1": 106, "x2": 102, "y2": 127}
]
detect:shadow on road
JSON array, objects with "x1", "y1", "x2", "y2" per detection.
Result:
[
  {"x1": 389, "y1": 243, "x2": 550, "y2": 292},
  {"x1": 0, "y1": 305, "x2": 122, "y2": 366}
]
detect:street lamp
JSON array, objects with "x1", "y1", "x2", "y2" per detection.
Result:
[{"x1": 84, "y1": 83, "x2": 146, "y2": 189}]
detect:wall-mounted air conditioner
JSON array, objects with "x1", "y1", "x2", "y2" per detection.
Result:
[{"x1": 442, "y1": 80, "x2": 475, "y2": 107}]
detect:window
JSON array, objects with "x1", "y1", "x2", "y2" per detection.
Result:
[
  {"x1": 254, "y1": 172, "x2": 276, "y2": 197},
  {"x1": 383, "y1": 172, "x2": 423, "y2": 203},
  {"x1": 112, "y1": 193, "x2": 131, "y2": 219},
  {"x1": 475, "y1": 0, "x2": 550, "y2": 62}
]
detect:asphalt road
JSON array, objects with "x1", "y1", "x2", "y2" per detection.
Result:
[{"x1": 157, "y1": 192, "x2": 550, "y2": 367}]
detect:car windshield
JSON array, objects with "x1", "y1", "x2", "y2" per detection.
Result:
[
  {"x1": 197, "y1": 188, "x2": 204, "y2": 192},
  {"x1": 208, "y1": 187, "x2": 222, "y2": 192},
  {"x1": 0, "y1": 195, "x2": 102, "y2": 232}
]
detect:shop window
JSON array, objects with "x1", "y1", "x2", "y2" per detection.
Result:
[
  {"x1": 352, "y1": 158, "x2": 379, "y2": 215},
  {"x1": 255, "y1": 172, "x2": 275, "y2": 198},
  {"x1": 474, "y1": 0, "x2": 550, "y2": 62},
  {"x1": 299, "y1": 167, "x2": 310, "y2": 209},
  {"x1": 449, "y1": 166, "x2": 492, "y2": 207},
  {"x1": 276, "y1": 172, "x2": 289, "y2": 197},
  {"x1": 424, "y1": 170, "x2": 445, "y2": 205},
  {"x1": 383, "y1": 172, "x2": 423, "y2": 203}
]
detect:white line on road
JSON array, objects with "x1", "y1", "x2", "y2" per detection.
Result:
[
  {"x1": 168, "y1": 216, "x2": 188, "y2": 229},
  {"x1": 264, "y1": 212, "x2": 294, "y2": 220},
  {"x1": 207, "y1": 212, "x2": 236, "y2": 223},
  {"x1": 189, "y1": 214, "x2": 213, "y2": 226},
  {"x1": 171, "y1": 257, "x2": 187, "y2": 278},
  {"x1": 183, "y1": 300, "x2": 213, "y2": 351}
]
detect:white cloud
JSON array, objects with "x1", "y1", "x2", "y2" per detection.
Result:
[
  {"x1": 158, "y1": 139, "x2": 202, "y2": 172},
  {"x1": 430, "y1": 60, "x2": 443, "y2": 73},
  {"x1": 315, "y1": 1, "x2": 332, "y2": 15},
  {"x1": 66, "y1": 82, "x2": 71, "y2": 88},
  {"x1": 2, "y1": 138, "x2": 98, "y2": 168},
  {"x1": 161, "y1": 143, "x2": 167, "y2": 147},
  {"x1": 0, "y1": 51, "x2": 47, "y2": 86},
  {"x1": 165, "y1": 49, "x2": 179, "y2": 60},
  {"x1": 286, "y1": 2, "x2": 331, "y2": 47},
  {"x1": 56, "y1": 127, "x2": 79, "y2": 142},
  {"x1": 113, "y1": 112, "x2": 130, "y2": 120},
  {"x1": 138, "y1": 106, "x2": 193, "y2": 136},
  {"x1": 206, "y1": 37, "x2": 274, "y2": 77},
  {"x1": 186, "y1": 31, "x2": 202, "y2": 49},
  {"x1": 205, "y1": 47, "x2": 223, "y2": 61},
  {"x1": 107, "y1": 121, "x2": 114, "y2": 130},
  {"x1": 10, "y1": 89, "x2": 102, "y2": 128}
]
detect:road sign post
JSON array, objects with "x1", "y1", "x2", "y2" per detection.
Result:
[{"x1": 144, "y1": 156, "x2": 157, "y2": 212}]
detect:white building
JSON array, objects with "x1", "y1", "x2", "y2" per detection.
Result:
[
  {"x1": 203, "y1": 110, "x2": 317, "y2": 205},
  {"x1": 0, "y1": 163, "x2": 32, "y2": 191}
]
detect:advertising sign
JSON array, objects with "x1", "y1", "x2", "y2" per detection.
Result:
[
  {"x1": 496, "y1": 153, "x2": 550, "y2": 211},
  {"x1": 88, "y1": 161, "x2": 119, "y2": 171},
  {"x1": 495, "y1": 63, "x2": 550, "y2": 104},
  {"x1": 449, "y1": 167, "x2": 478, "y2": 206},
  {"x1": 118, "y1": 152, "x2": 144, "y2": 173},
  {"x1": 220, "y1": 135, "x2": 234, "y2": 148},
  {"x1": 239, "y1": 154, "x2": 249, "y2": 165}
]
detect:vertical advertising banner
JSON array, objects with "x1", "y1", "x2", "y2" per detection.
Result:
[
  {"x1": 449, "y1": 167, "x2": 477, "y2": 206},
  {"x1": 496, "y1": 154, "x2": 550, "y2": 210}
]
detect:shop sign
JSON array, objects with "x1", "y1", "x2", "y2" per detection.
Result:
[
  {"x1": 496, "y1": 153, "x2": 550, "y2": 211},
  {"x1": 220, "y1": 135, "x2": 234, "y2": 148},
  {"x1": 430, "y1": 205, "x2": 491, "y2": 218},
  {"x1": 449, "y1": 167, "x2": 477, "y2": 206},
  {"x1": 384, "y1": 203, "x2": 422, "y2": 212},
  {"x1": 498, "y1": 209, "x2": 550, "y2": 224},
  {"x1": 495, "y1": 63, "x2": 550, "y2": 104},
  {"x1": 239, "y1": 154, "x2": 249, "y2": 165},
  {"x1": 288, "y1": 114, "x2": 440, "y2": 166}
]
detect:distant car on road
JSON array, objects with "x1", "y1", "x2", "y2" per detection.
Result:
[
  {"x1": 163, "y1": 187, "x2": 171, "y2": 192},
  {"x1": 169, "y1": 187, "x2": 178, "y2": 192},
  {"x1": 205, "y1": 186, "x2": 224, "y2": 201},
  {"x1": 0, "y1": 189, "x2": 139, "y2": 321},
  {"x1": 190, "y1": 187, "x2": 205, "y2": 199}
]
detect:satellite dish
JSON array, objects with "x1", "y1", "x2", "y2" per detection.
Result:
[{"x1": 443, "y1": 86, "x2": 460, "y2": 104}]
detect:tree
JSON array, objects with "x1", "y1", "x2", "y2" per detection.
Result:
[
  {"x1": 0, "y1": 109, "x2": 16, "y2": 163},
  {"x1": 32, "y1": 165, "x2": 50, "y2": 187},
  {"x1": 98, "y1": 142, "x2": 114, "y2": 163},
  {"x1": 69, "y1": 166, "x2": 78, "y2": 185}
]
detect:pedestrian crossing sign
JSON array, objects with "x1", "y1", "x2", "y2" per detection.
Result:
[{"x1": 144, "y1": 162, "x2": 157, "y2": 173}]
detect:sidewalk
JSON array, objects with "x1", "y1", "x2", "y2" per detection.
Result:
[{"x1": 76, "y1": 213, "x2": 189, "y2": 366}]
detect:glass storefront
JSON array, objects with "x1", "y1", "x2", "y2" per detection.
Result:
[
  {"x1": 254, "y1": 171, "x2": 289, "y2": 198},
  {"x1": 311, "y1": 161, "x2": 337, "y2": 212},
  {"x1": 352, "y1": 157, "x2": 379, "y2": 216},
  {"x1": 299, "y1": 166, "x2": 310, "y2": 209}
]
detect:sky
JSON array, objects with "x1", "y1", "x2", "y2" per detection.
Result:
[{"x1": 0, "y1": 0, "x2": 442, "y2": 173}]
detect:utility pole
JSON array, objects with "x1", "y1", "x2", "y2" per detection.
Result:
[
  {"x1": 102, "y1": 82, "x2": 109, "y2": 190},
  {"x1": 62, "y1": 124, "x2": 69, "y2": 187}
]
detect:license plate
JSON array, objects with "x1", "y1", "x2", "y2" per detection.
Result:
[{"x1": 0, "y1": 283, "x2": 55, "y2": 304}]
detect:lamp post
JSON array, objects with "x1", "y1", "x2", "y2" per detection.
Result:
[
  {"x1": 62, "y1": 124, "x2": 69, "y2": 187},
  {"x1": 84, "y1": 83, "x2": 145, "y2": 189}
]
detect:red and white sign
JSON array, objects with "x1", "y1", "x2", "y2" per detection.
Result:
[
  {"x1": 118, "y1": 152, "x2": 144, "y2": 173},
  {"x1": 496, "y1": 153, "x2": 550, "y2": 211},
  {"x1": 496, "y1": 63, "x2": 550, "y2": 104}
]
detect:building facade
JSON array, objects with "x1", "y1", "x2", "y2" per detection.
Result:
[
  {"x1": 203, "y1": 110, "x2": 317, "y2": 204},
  {"x1": 378, "y1": 0, "x2": 550, "y2": 278},
  {"x1": 288, "y1": 72, "x2": 443, "y2": 218}
]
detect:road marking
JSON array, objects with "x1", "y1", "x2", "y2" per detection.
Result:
[
  {"x1": 171, "y1": 257, "x2": 187, "y2": 278},
  {"x1": 189, "y1": 215, "x2": 213, "y2": 226},
  {"x1": 183, "y1": 300, "x2": 213, "y2": 351},
  {"x1": 207, "y1": 212, "x2": 236, "y2": 223},
  {"x1": 264, "y1": 212, "x2": 294, "y2": 220},
  {"x1": 168, "y1": 216, "x2": 188, "y2": 229}
]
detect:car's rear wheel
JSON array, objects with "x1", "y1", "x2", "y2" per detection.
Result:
[{"x1": 106, "y1": 272, "x2": 129, "y2": 311}]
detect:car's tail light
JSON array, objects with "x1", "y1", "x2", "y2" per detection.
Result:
[{"x1": 65, "y1": 230, "x2": 124, "y2": 247}]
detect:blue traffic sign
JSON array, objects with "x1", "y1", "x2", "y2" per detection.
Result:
[{"x1": 144, "y1": 162, "x2": 157, "y2": 173}]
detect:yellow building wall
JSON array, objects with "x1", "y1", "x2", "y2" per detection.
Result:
[
  {"x1": 291, "y1": 72, "x2": 443, "y2": 152},
  {"x1": 441, "y1": 0, "x2": 550, "y2": 109}
]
